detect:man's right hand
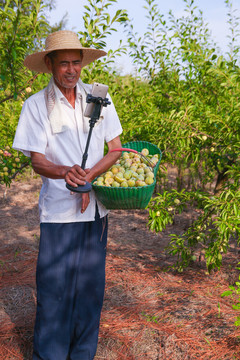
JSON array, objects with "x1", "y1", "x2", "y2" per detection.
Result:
[
  {"x1": 30, "y1": 153, "x2": 90, "y2": 188},
  {"x1": 65, "y1": 165, "x2": 90, "y2": 188}
]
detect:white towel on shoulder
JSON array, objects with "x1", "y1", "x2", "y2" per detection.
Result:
[{"x1": 44, "y1": 77, "x2": 103, "y2": 134}]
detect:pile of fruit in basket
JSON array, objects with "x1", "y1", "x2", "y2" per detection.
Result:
[{"x1": 93, "y1": 148, "x2": 159, "y2": 188}]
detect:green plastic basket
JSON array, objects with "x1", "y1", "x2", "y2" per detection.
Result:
[{"x1": 92, "y1": 141, "x2": 162, "y2": 210}]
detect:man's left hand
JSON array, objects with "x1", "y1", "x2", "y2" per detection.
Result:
[{"x1": 81, "y1": 192, "x2": 90, "y2": 213}]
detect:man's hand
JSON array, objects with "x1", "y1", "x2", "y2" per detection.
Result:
[
  {"x1": 30, "y1": 152, "x2": 91, "y2": 213},
  {"x1": 66, "y1": 166, "x2": 91, "y2": 213},
  {"x1": 65, "y1": 165, "x2": 90, "y2": 188},
  {"x1": 81, "y1": 192, "x2": 90, "y2": 213}
]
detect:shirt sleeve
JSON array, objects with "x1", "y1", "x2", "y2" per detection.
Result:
[
  {"x1": 12, "y1": 95, "x2": 48, "y2": 158},
  {"x1": 102, "y1": 94, "x2": 123, "y2": 143}
]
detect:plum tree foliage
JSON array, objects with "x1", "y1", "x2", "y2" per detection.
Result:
[
  {"x1": 119, "y1": 0, "x2": 240, "y2": 273},
  {"x1": 120, "y1": 0, "x2": 240, "y2": 323},
  {"x1": 0, "y1": 0, "x2": 58, "y2": 184}
]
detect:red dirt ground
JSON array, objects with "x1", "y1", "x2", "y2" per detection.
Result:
[{"x1": 0, "y1": 176, "x2": 240, "y2": 359}]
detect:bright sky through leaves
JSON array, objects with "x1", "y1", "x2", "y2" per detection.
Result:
[{"x1": 47, "y1": 0, "x2": 240, "y2": 74}]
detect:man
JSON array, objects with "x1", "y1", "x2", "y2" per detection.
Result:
[{"x1": 13, "y1": 30, "x2": 122, "y2": 360}]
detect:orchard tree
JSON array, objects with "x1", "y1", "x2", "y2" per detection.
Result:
[
  {"x1": 123, "y1": 0, "x2": 240, "y2": 272},
  {"x1": 77, "y1": 0, "x2": 128, "y2": 83},
  {"x1": 0, "y1": 0, "x2": 58, "y2": 185}
]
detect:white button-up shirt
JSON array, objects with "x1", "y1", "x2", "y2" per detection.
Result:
[{"x1": 13, "y1": 81, "x2": 122, "y2": 223}]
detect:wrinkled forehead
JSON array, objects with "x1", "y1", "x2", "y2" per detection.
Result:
[{"x1": 46, "y1": 49, "x2": 83, "y2": 62}]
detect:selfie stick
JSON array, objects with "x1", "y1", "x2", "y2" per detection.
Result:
[{"x1": 66, "y1": 94, "x2": 111, "y2": 193}]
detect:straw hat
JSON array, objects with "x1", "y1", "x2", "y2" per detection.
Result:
[{"x1": 24, "y1": 30, "x2": 107, "y2": 73}]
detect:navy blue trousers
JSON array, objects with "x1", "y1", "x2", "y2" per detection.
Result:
[{"x1": 33, "y1": 210, "x2": 108, "y2": 360}]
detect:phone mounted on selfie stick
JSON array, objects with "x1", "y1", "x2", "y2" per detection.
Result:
[{"x1": 66, "y1": 84, "x2": 111, "y2": 193}]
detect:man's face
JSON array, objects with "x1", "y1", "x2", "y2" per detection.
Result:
[{"x1": 45, "y1": 49, "x2": 82, "y2": 91}]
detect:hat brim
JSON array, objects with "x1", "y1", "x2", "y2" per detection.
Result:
[{"x1": 24, "y1": 47, "x2": 107, "y2": 73}]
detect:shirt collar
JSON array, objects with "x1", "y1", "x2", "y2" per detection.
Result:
[
  {"x1": 76, "y1": 81, "x2": 84, "y2": 102},
  {"x1": 52, "y1": 79, "x2": 82, "y2": 104}
]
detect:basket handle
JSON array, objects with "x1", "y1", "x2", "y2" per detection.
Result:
[
  {"x1": 110, "y1": 148, "x2": 155, "y2": 168},
  {"x1": 110, "y1": 148, "x2": 138, "y2": 154}
]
